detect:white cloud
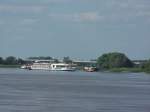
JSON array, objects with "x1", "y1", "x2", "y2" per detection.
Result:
[
  {"x1": 74, "y1": 12, "x2": 103, "y2": 22},
  {"x1": 0, "y1": 4, "x2": 47, "y2": 13},
  {"x1": 47, "y1": 0, "x2": 150, "y2": 24},
  {"x1": 20, "y1": 19, "x2": 39, "y2": 25},
  {"x1": 43, "y1": 0, "x2": 72, "y2": 3},
  {"x1": 98, "y1": 0, "x2": 150, "y2": 24},
  {"x1": 49, "y1": 12, "x2": 102, "y2": 22},
  {"x1": 37, "y1": 0, "x2": 98, "y2": 3}
]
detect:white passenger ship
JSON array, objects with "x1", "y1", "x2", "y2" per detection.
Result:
[
  {"x1": 21, "y1": 60, "x2": 76, "y2": 71},
  {"x1": 30, "y1": 62, "x2": 50, "y2": 70}
]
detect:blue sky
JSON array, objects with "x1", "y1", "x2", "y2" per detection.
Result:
[{"x1": 0, "y1": 0, "x2": 150, "y2": 60}]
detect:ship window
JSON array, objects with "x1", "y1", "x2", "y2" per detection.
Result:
[{"x1": 56, "y1": 65, "x2": 66, "y2": 68}]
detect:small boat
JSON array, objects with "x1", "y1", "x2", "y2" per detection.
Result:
[
  {"x1": 84, "y1": 67, "x2": 98, "y2": 72},
  {"x1": 20, "y1": 64, "x2": 32, "y2": 69},
  {"x1": 20, "y1": 65, "x2": 26, "y2": 69}
]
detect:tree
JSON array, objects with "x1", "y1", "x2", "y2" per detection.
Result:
[
  {"x1": 63, "y1": 57, "x2": 72, "y2": 64},
  {"x1": 141, "y1": 60, "x2": 150, "y2": 72},
  {"x1": 0, "y1": 57, "x2": 3, "y2": 64},
  {"x1": 53, "y1": 59, "x2": 59, "y2": 63},
  {"x1": 4, "y1": 56, "x2": 17, "y2": 65},
  {"x1": 28, "y1": 56, "x2": 52, "y2": 60},
  {"x1": 97, "y1": 52, "x2": 133, "y2": 69},
  {"x1": 17, "y1": 58, "x2": 26, "y2": 65}
]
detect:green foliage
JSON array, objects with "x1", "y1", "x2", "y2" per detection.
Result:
[
  {"x1": 0, "y1": 64, "x2": 21, "y2": 68},
  {"x1": 141, "y1": 60, "x2": 150, "y2": 73},
  {"x1": 109, "y1": 67, "x2": 143, "y2": 73},
  {"x1": 28, "y1": 56, "x2": 52, "y2": 60},
  {"x1": 53, "y1": 59, "x2": 59, "y2": 63},
  {"x1": 4, "y1": 56, "x2": 17, "y2": 65},
  {"x1": 0, "y1": 57, "x2": 3, "y2": 64},
  {"x1": 97, "y1": 52, "x2": 133, "y2": 69},
  {"x1": 17, "y1": 58, "x2": 26, "y2": 65},
  {"x1": 63, "y1": 57, "x2": 72, "y2": 64},
  {"x1": 0, "y1": 56, "x2": 25, "y2": 66}
]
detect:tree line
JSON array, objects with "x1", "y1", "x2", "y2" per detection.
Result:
[
  {"x1": 0, "y1": 56, "x2": 73, "y2": 65},
  {"x1": 141, "y1": 60, "x2": 150, "y2": 73},
  {"x1": 0, "y1": 56, "x2": 25, "y2": 65},
  {"x1": 0, "y1": 53, "x2": 150, "y2": 73},
  {"x1": 28, "y1": 56, "x2": 53, "y2": 60}
]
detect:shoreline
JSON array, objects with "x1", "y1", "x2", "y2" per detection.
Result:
[
  {"x1": 0, "y1": 64, "x2": 150, "y2": 74},
  {"x1": 0, "y1": 65, "x2": 149, "y2": 74},
  {"x1": 0, "y1": 65, "x2": 21, "y2": 68},
  {"x1": 107, "y1": 67, "x2": 150, "y2": 74}
]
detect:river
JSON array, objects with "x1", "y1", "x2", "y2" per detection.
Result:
[{"x1": 0, "y1": 68, "x2": 150, "y2": 112}]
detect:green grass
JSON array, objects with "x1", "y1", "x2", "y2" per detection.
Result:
[
  {"x1": 0, "y1": 64, "x2": 21, "y2": 68},
  {"x1": 109, "y1": 67, "x2": 144, "y2": 73}
]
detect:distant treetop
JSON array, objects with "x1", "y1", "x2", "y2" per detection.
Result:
[
  {"x1": 97, "y1": 52, "x2": 134, "y2": 69},
  {"x1": 28, "y1": 56, "x2": 53, "y2": 60}
]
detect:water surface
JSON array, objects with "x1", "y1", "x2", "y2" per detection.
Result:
[{"x1": 0, "y1": 68, "x2": 150, "y2": 112}]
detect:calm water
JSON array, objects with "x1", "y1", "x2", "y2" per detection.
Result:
[{"x1": 0, "y1": 68, "x2": 150, "y2": 112}]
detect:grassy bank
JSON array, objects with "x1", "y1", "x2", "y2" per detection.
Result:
[
  {"x1": 107, "y1": 67, "x2": 150, "y2": 73},
  {"x1": 0, "y1": 64, "x2": 21, "y2": 68},
  {"x1": 109, "y1": 67, "x2": 144, "y2": 73}
]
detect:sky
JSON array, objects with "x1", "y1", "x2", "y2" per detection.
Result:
[{"x1": 0, "y1": 0, "x2": 150, "y2": 60}]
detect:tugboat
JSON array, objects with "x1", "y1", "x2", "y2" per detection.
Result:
[
  {"x1": 20, "y1": 64, "x2": 32, "y2": 70},
  {"x1": 84, "y1": 66, "x2": 98, "y2": 72}
]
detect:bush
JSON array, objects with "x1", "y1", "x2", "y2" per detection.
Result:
[
  {"x1": 97, "y1": 52, "x2": 133, "y2": 69},
  {"x1": 4, "y1": 56, "x2": 17, "y2": 65},
  {"x1": 0, "y1": 57, "x2": 3, "y2": 64},
  {"x1": 142, "y1": 60, "x2": 150, "y2": 73}
]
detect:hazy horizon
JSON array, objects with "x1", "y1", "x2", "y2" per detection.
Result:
[{"x1": 1, "y1": 0, "x2": 150, "y2": 60}]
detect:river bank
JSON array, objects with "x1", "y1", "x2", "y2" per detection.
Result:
[
  {"x1": 108, "y1": 67, "x2": 150, "y2": 73},
  {"x1": 0, "y1": 64, "x2": 21, "y2": 68}
]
